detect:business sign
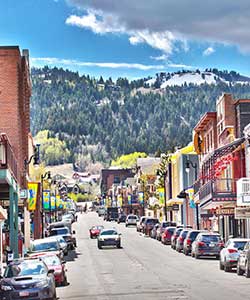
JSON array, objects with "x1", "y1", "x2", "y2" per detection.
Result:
[
  {"x1": 235, "y1": 207, "x2": 250, "y2": 219},
  {"x1": 172, "y1": 204, "x2": 179, "y2": 211},
  {"x1": 27, "y1": 182, "x2": 39, "y2": 211},
  {"x1": 43, "y1": 190, "x2": 50, "y2": 210},
  {"x1": 216, "y1": 207, "x2": 235, "y2": 216}
]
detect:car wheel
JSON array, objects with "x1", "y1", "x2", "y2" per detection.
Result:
[
  {"x1": 90, "y1": 235, "x2": 93, "y2": 239},
  {"x1": 62, "y1": 274, "x2": 68, "y2": 286},
  {"x1": 191, "y1": 252, "x2": 194, "y2": 258},
  {"x1": 237, "y1": 262, "x2": 244, "y2": 276},
  {"x1": 219, "y1": 259, "x2": 224, "y2": 270},
  {"x1": 224, "y1": 264, "x2": 231, "y2": 272},
  {"x1": 98, "y1": 243, "x2": 102, "y2": 249},
  {"x1": 117, "y1": 243, "x2": 121, "y2": 248},
  {"x1": 195, "y1": 253, "x2": 200, "y2": 259},
  {"x1": 184, "y1": 249, "x2": 188, "y2": 256},
  {"x1": 245, "y1": 261, "x2": 250, "y2": 278}
]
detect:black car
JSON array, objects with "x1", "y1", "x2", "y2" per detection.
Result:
[
  {"x1": 117, "y1": 214, "x2": 127, "y2": 223},
  {"x1": 183, "y1": 230, "x2": 204, "y2": 255},
  {"x1": 0, "y1": 259, "x2": 56, "y2": 300}
]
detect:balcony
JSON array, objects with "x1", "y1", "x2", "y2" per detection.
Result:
[
  {"x1": 0, "y1": 134, "x2": 18, "y2": 182},
  {"x1": 199, "y1": 178, "x2": 237, "y2": 208}
]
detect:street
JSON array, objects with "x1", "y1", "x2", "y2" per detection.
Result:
[{"x1": 57, "y1": 212, "x2": 250, "y2": 300}]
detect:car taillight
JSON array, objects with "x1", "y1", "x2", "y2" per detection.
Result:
[
  {"x1": 162, "y1": 233, "x2": 166, "y2": 238},
  {"x1": 198, "y1": 241, "x2": 205, "y2": 247},
  {"x1": 179, "y1": 236, "x2": 184, "y2": 242},
  {"x1": 218, "y1": 242, "x2": 224, "y2": 248},
  {"x1": 186, "y1": 238, "x2": 191, "y2": 245},
  {"x1": 228, "y1": 248, "x2": 237, "y2": 254}
]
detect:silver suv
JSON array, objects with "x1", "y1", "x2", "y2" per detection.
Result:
[{"x1": 126, "y1": 214, "x2": 138, "y2": 227}]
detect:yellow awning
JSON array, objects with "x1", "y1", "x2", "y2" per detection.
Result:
[{"x1": 167, "y1": 198, "x2": 184, "y2": 206}]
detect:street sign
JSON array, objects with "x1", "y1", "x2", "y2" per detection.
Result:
[
  {"x1": 19, "y1": 189, "x2": 27, "y2": 199},
  {"x1": 216, "y1": 207, "x2": 235, "y2": 215},
  {"x1": 235, "y1": 207, "x2": 250, "y2": 219}
]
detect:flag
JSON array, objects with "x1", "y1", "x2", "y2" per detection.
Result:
[
  {"x1": 28, "y1": 182, "x2": 39, "y2": 211},
  {"x1": 138, "y1": 192, "x2": 144, "y2": 204},
  {"x1": 187, "y1": 188, "x2": 196, "y2": 209},
  {"x1": 50, "y1": 196, "x2": 56, "y2": 210},
  {"x1": 43, "y1": 190, "x2": 50, "y2": 210},
  {"x1": 158, "y1": 188, "x2": 164, "y2": 205},
  {"x1": 128, "y1": 194, "x2": 132, "y2": 205}
]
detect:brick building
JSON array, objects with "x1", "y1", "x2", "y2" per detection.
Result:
[{"x1": 0, "y1": 46, "x2": 31, "y2": 258}]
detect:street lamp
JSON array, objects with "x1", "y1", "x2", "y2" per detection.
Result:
[
  {"x1": 41, "y1": 171, "x2": 51, "y2": 237},
  {"x1": 24, "y1": 144, "x2": 40, "y2": 169},
  {"x1": 185, "y1": 159, "x2": 199, "y2": 229}
]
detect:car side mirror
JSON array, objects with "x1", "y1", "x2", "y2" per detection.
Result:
[
  {"x1": 61, "y1": 260, "x2": 66, "y2": 264},
  {"x1": 48, "y1": 269, "x2": 54, "y2": 274},
  {"x1": 73, "y1": 230, "x2": 76, "y2": 235},
  {"x1": 119, "y1": 233, "x2": 122, "y2": 236}
]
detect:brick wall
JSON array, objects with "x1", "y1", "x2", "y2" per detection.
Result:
[{"x1": 0, "y1": 46, "x2": 31, "y2": 187}]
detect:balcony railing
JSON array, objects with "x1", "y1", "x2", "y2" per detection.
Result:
[
  {"x1": 199, "y1": 178, "x2": 237, "y2": 201},
  {"x1": 0, "y1": 134, "x2": 18, "y2": 181}
]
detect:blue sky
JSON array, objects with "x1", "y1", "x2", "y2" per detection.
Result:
[{"x1": 1, "y1": 0, "x2": 250, "y2": 79}]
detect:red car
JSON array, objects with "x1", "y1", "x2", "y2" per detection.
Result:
[
  {"x1": 161, "y1": 227, "x2": 176, "y2": 245},
  {"x1": 40, "y1": 253, "x2": 68, "y2": 286},
  {"x1": 89, "y1": 225, "x2": 104, "y2": 238}
]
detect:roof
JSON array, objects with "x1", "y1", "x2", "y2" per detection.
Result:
[
  {"x1": 137, "y1": 157, "x2": 160, "y2": 173},
  {"x1": 194, "y1": 112, "x2": 217, "y2": 132}
]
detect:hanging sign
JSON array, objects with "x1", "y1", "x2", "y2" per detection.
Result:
[
  {"x1": 138, "y1": 192, "x2": 144, "y2": 204},
  {"x1": 43, "y1": 190, "x2": 50, "y2": 210},
  {"x1": 50, "y1": 196, "x2": 56, "y2": 210},
  {"x1": 27, "y1": 182, "x2": 39, "y2": 211},
  {"x1": 187, "y1": 188, "x2": 196, "y2": 209}
]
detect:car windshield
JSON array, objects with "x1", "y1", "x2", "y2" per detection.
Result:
[
  {"x1": 181, "y1": 231, "x2": 189, "y2": 238},
  {"x1": 146, "y1": 219, "x2": 158, "y2": 224},
  {"x1": 100, "y1": 230, "x2": 117, "y2": 236},
  {"x1": 189, "y1": 231, "x2": 200, "y2": 239},
  {"x1": 233, "y1": 241, "x2": 247, "y2": 250},
  {"x1": 42, "y1": 255, "x2": 61, "y2": 266},
  {"x1": 50, "y1": 228, "x2": 69, "y2": 236},
  {"x1": 201, "y1": 235, "x2": 220, "y2": 242},
  {"x1": 31, "y1": 241, "x2": 58, "y2": 252},
  {"x1": 166, "y1": 227, "x2": 175, "y2": 234},
  {"x1": 4, "y1": 261, "x2": 46, "y2": 278},
  {"x1": 161, "y1": 222, "x2": 168, "y2": 228}
]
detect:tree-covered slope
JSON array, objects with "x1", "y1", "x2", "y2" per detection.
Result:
[{"x1": 31, "y1": 66, "x2": 250, "y2": 164}]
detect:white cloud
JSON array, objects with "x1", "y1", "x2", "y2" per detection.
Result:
[
  {"x1": 203, "y1": 47, "x2": 215, "y2": 56},
  {"x1": 150, "y1": 54, "x2": 168, "y2": 61},
  {"x1": 30, "y1": 57, "x2": 165, "y2": 70},
  {"x1": 168, "y1": 63, "x2": 196, "y2": 69},
  {"x1": 66, "y1": 0, "x2": 250, "y2": 53}
]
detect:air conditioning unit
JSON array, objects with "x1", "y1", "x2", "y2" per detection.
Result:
[{"x1": 237, "y1": 178, "x2": 250, "y2": 206}]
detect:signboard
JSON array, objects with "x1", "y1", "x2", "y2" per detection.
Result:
[
  {"x1": 27, "y1": 182, "x2": 39, "y2": 211},
  {"x1": 157, "y1": 188, "x2": 164, "y2": 205},
  {"x1": 19, "y1": 189, "x2": 28, "y2": 199},
  {"x1": 235, "y1": 207, "x2": 250, "y2": 219},
  {"x1": 216, "y1": 207, "x2": 235, "y2": 215},
  {"x1": 50, "y1": 196, "x2": 56, "y2": 210},
  {"x1": 172, "y1": 204, "x2": 179, "y2": 211},
  {"x1": 138, "y1": 192, "x2": 144, "y2": 204},
  {"x1": 43, "y1": 190, "x2": 50, "y2": 210}
]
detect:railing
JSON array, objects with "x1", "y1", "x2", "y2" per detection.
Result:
[
  {"x1": 0, "y1": 134, "x2": 18, "y2": 181},
  {"x1": 199, "y1": 178, "x2": 237, "y2": 201}
]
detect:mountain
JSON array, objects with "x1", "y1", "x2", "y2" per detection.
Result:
[
  {"x1": 146, "y1": 69, "x2": 250, "y2": 88},
  {"x1": 30, "y1": 66, "x2": 250, "y2": 166}
]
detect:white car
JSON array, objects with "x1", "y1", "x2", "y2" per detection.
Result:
[
  {"x1": 126, "y1": 215, "x2": 138, "y2": 227},
  {"x1": 219, "y1": 238, "x2": 249, "y2": 272},
  {"x1": 97, "y1": 229, "x2": 121, "y2": 249}
]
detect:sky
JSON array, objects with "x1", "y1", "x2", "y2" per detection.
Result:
[{"x1": 1, "y1": 0, "x2": 250, "y2": 79}]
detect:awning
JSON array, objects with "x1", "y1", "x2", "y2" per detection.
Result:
[
  {"x1": 167, "y1": 198, "x2": 184, "y2": 206},
  {"x1": 200, "y1": 197, "x2": 236, "y2": 210}
]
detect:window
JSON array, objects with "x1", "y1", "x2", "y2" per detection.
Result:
[{"x1": 114, "y1": 176, "x2": 120, "y2": 184}]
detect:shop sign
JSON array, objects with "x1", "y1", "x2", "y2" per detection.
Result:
[
  {"x1": 172, "y1": 204, "x2": 179, "y2": 211},
  {"x1": 19, "y1": 189, "x2": 28, "y2": 199},
  {"x1": 235, "y1": 207, "x2": 250, "y2": 219},
  {"x1": 166, "y1": 206, "x2": 173, "y2": 211},
  {"x1": 216, "y1": 207, "x2": 235, "y2": 215}
]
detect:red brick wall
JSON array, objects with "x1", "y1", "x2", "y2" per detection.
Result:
[{"x1": 0, "y1": 46, "x2": 31, "y2": 187}]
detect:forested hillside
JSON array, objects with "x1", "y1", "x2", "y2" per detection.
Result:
[{"x1": 31, "y1": 67, "x2": 250, "y2": 165}]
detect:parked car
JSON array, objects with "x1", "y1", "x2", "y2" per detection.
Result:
[
  {"x1": 237, "y1": 241, "x2": 250, "y2": 277},
  {"x1": 136, "y1": 216, "x2": 146, "y2": 232},
  {"x1": 117, "y1": 213, "x2": 127, "y2": 223},
  {"x1": 40, "y1": 254, "x2": 68, "y2": 286},
  {"x1": 176, "y1": 228, "x2": 192, "y2": 252},
  {"x1": 89, "y1": 225, "x2": 104, "y2": 238},
  {"x1": 0, "y1": 259, "x2": 56, "y2": 300},
  {"x1": 220, "y1": 238, "x2": 249, "y2": 272},
  {"x1": 97, "y1": 229, "x2": 121, "y2": 249},
  {"x1": 156, "y1": 222, "x2": 168, "y2": 241},
  {"x1": 142, "y1": 218, "x2": 159, "y2": 235},
  {"x1": 97, "y1": 206, "x2": 106, "y2": 217},
  {"x1": 161, "y1": 227, "x2": 176, "y2": 245},
  {"x1": 150, "y1": 223, "x2": 160, "y2": 239},
  {"x1": 28, "y1": 238, "x2": 63, "y2": 259},
  {"x1": 171, "y1": 227, "x2": 184, "y2": 249},
  {"x1": 126, "y1": 215, "x2": 139, "y2": 227},
  {"x1": 49, "y1": 235, "x2": 68, "y2": 256},
  {"x1": 62, "y1": 213, "x2": 74, "y2": 224},
  {"x1": 191, "y1": 232, "x2": 224, "y2": 259},
  {"x1": 106, "y1": 207, "x2": 119, "y2": 221},
  {"x1": 183, "y1": 230, "x2": 204, "y2": 255},
  {"x1": 48, "y1": 221, "x2": 72, "y2": 234},
  {"x1": 49, "y1": 226, "x2": 76, "y2": 250}
]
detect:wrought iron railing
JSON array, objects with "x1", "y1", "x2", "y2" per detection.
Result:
[{"x1": 0, "y1": 134, "x2": 18, "y2": 181}]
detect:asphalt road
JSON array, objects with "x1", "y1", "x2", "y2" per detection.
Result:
[{"x1": 57, "y1": 212, "x2": 250, "y2": 300}]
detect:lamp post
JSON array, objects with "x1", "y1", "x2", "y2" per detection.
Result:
[
  {"x1": 157, "y1": 169, "x2": 167, "y2": 222},
  {"x1": 41, "y1": 171, "x2": 51, "y2": 237},
  {"x1": 185, "y1": 159, "x2": 199, "y2": 230}
]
